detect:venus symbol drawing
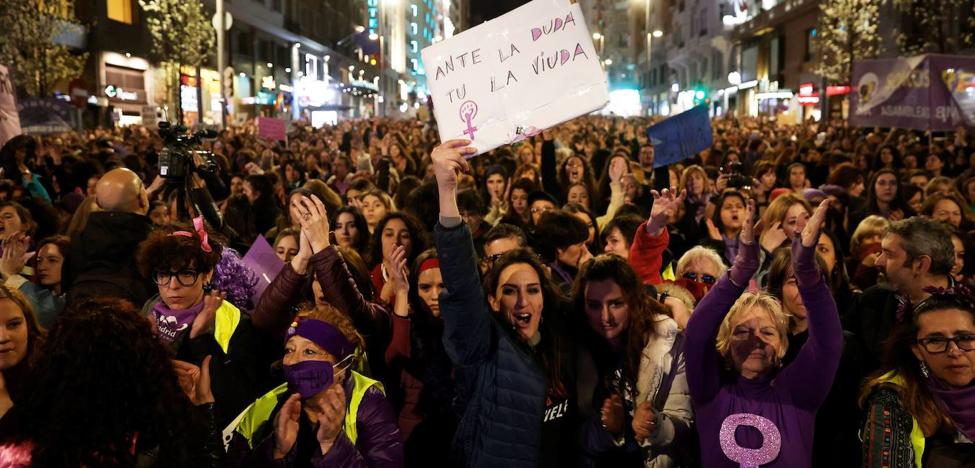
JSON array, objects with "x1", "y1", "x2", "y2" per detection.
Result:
[{"x1": 459, "y1": 100, "x2": 479, "y2": 141}]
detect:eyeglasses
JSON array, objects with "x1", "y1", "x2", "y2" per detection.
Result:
[
  {"x1": 682, "y1": 272, "x2": 717, "y2": 284},
  {"x1": 531, "y1": 205, "x2": 554, "y2": 215},
  {"x1": 154, "y1": 270, "x2": 201, "y2": 287},
  {"x1": 917, "y1": 335, "x2": 975, "y2": 354}
]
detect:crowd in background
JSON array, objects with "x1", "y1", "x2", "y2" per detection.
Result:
[{"x1": 0, "y1": 110, "x2": 970, "y2": 467}]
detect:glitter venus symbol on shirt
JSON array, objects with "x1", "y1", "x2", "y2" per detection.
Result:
[{"x1": 719, "y1": 413, "x2": 782, "y2": 468}]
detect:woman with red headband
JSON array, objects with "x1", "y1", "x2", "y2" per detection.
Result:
[
  {"x1": 383, "y1": 247, "x2": 458, "y2": 465},
  {"x1": 226, "y1": 305, "x2": 403, "y2": 467},
  {"x1": 136, "y1": 217, "x2": 271, "y2": 429}
]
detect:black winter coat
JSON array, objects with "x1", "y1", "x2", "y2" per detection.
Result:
[{"x1": 63, "y1": 211, "x2": 154, "y2": 305}]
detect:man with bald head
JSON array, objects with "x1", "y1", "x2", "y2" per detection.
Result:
[{"x1": 64, "y1": 168, "x2": 155, "y2": 305}]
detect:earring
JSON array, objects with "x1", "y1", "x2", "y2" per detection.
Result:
[
  {"x1": 920, "y1": 360, "x2": 930, "y2": 378},
  {"x1": 203, "y1": 282, "x2": 213, "y2": 293}
]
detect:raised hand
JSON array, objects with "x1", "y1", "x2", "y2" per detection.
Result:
[
  {"x1": 430, "y1": 139, "x2": 475, "y2": 194},
  {"x1": 0, "y1": 233, "x2": 29, "y2": 279},
  {"x1": 760, "y1": 221, "x2": 788, "y2": 252},
  {"x1": 705, "y1": 218, "x2": 722, "y2": 241},
  {"x1": 295, "y1": 194, "x2": 330, "y2": 252},
  {"x1": 273, "y1": 393, "x2": 302, "y2": 460},
  {"x1": 800, "y1": 200, "x2": 830, "y2": 248},
  {"x1": 740, "y1": 198, "x2": 757, "y2": 245},
  {"x1": 609, "y1": 157, "x2": 628, "y2": 183},
  {"x1": 647, "y1": 188, "x2": 686, "y2": 235}
]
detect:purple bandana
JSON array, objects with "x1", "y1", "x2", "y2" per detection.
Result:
[
  {"x1": 152, "y1": 301, "x2": 205, "y2": 345},
  {"x1": 285, "y1": 318, "x2": 354, "y2": 360}
]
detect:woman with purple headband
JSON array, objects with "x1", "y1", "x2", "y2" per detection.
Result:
[{"x1": 226, "y1": 305, "x2": 403, "y2": 467}]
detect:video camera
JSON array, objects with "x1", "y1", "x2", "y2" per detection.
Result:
[
  {"x1": 157, "y1": 122, "x2": 218, "y2": 184},
  {"x1": 721, "y1": 161, "x2": 751, "y2": 190}
]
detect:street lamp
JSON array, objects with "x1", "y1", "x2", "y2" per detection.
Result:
[{"x1": 652, "y1": 30, "x2": 663, "y2": 38}]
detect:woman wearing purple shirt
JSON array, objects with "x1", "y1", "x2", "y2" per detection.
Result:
[{"x1": 684, "y1": 198, "x2": 843, "y2": 467}]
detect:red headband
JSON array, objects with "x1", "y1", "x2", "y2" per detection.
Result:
[
  {"x1": 170, "y1": 216, "x2": 212, "y2": 253},
  {"x1": 418, "y1": 257, "x2": 440, "y2": 274}
]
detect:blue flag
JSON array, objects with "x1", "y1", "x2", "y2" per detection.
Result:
[{"x1": 646, "y1": 105, "x2": 713, "y2": 168}]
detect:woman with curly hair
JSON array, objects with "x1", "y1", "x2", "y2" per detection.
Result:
[
  {"x1": 136, "y1": 217, "x2": 271, "y2": 428},
  {"x1": 574, "y1": 255, "x2": 692, "y2": 467},
  {"x1": 0, "y1": 297, "x2": 221, "y2": 466}
]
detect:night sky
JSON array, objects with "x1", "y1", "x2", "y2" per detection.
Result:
[{"x1": 467, "y1": 0, "x2": 532, "y2": 26}]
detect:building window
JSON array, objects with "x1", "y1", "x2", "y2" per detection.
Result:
[
  {"x1": 106, "y1": 0, "x2": 133, "y2": 24},
  {"x1": 804, "y1": 27, "x2": 817, "y2": 62},
  {"x1": 411, "y1": 40, "x2": 418, "y2": 53},
  {"x1": 411, "y1": 4, "x2": 418, "y2": 16}
]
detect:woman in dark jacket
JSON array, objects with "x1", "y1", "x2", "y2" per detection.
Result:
[
  {"x1": 431, "y1": 139, "x2": 577, "y2": 468},
  {"x1": 383, "y1": 248, "x2": 458, "y2": 465}
]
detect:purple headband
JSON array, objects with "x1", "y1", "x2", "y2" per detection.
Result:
[{"x1": 286, "y1": 318, "x2": 354, "y2": 359}]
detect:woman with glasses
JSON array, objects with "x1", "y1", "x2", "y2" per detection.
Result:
[
  {"x1": 861, "y1": 288, "x2": 975, "y2": 467},
  {"x1": 673, "y1": 246, "x2": 726, "y2": 303},
  {"x1": 136, "y1": 219, "x2": 270, "y2": 428}
]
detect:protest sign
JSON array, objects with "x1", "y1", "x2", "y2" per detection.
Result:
[
  {"x1": 646, "y1": 105, "x2": 713, "y2": 168},
  {"x1": 421, "y1": 0, "x2": 608, "y2": 156},
  {"x1": 257, "y1": 116, "x2": 287, "y2": 142},
  {"x1": 242, "y1": 235, "x2": 284, "y2": 306},
  {"x1": 0, "y1": 65, "x2": 22, "y2": 148},
  {"x1": 850, "y1": 54, "x2": 975, "y2": 130}
]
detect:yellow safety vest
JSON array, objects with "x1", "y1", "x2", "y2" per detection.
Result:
[
  {"x1": 874, "y1": 371, "x2": 926, "y2": 468},
  {"x1": 223, "y1": 370, "x2": 384, "y2": 450}
]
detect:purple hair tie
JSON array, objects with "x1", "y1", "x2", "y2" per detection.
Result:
[{"x1": 286, "y1": 318, "x2": 354, "y2": 359}]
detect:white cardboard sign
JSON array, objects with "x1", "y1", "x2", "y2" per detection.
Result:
[{"x1": 421, "y1": 0, "x2": 608, "y2": 155}]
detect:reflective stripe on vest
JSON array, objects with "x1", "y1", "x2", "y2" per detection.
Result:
[
  {"x1": 875, "y1": 371, "x2": 925, "y2": 468},
  {"x1": 225, "y1": 371, "x2": 384, "y2": 449},
  {"x1": 214, "y1": 301, "x2": 241, "y2": 354}
]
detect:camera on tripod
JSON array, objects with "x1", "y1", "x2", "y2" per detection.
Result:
[{"x1": 157, "y1": 121, "x2": 218, "y2": 184}]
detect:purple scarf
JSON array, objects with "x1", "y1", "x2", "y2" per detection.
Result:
[
  {"x1": 152, "y1": 300, "x2": 205, "y2": 345},
  {"x1": 928, "y1": 374, "x2": 975, "y2": 442}
]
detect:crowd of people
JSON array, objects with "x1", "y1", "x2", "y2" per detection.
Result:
[{"x1": 0, "y1": 110, "x2": 970, "y2": 467}]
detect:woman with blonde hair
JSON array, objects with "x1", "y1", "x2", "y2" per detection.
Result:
[
  {"x1": 848, "y1": 215, "x2": 891, "y2": 291},
  {"x1": 759, "y1": 193, "x2": 812, "y2": 254},
  {"x1": 684, "y1": 198, "x2": 843, "y2": 467}
]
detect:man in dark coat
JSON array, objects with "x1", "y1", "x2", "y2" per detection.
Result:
[
  {"x1": 847, "y1": 216, "x2": 954, "y2": 375},
  {"x1": 63, "y1": 168, "x2": 155, "y2": 306}
]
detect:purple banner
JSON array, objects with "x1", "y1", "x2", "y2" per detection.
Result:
[{"x1": 850, "y1": 54, "x2": 975, "y2": 131}]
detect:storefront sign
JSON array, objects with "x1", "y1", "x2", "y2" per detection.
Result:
[
  {"x1": 104, "y1": 85, "x2": 139, "y2": 101},
  {"x1": 797, "y1": 82, "x2": 819, "y2": 106},
  {"x1": 826, "y1": 85, "x2": 851, "y2": 97}
]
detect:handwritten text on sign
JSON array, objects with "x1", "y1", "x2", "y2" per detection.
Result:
[{"x1": 422, "y1": 0, "x2": 608, "y2": 156}]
